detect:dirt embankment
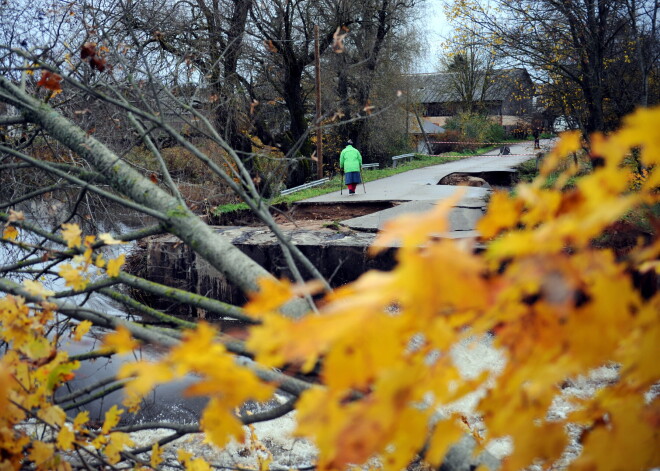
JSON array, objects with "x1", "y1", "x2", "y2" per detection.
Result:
[{"x1": 210, "y1": 202, "x2": 396, "y2": 230}]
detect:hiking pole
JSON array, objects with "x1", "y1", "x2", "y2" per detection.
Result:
[
  {"x1": 360, "y1": 169, "x2": 366, "y2": 193},
  {"x1": 340, "y1": 170, "x2": 344, "y2": 195}
]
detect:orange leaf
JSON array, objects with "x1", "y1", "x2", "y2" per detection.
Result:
[{"x1": 36, "y1": 71, "x2": 63, "y2": 92}]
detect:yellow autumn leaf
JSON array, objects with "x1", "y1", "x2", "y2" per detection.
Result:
[
  {"x1": 91, "y1": 434, "x2": 107, "y2": 450},
  {"x1": 73, "y1": 410, "x2": 89, "y2": 431},
  {"x1": 244, "y1": 277, "x2": 298, "y2": 316},
  {"x1": 102, "y1": 405, "x2": 124, "y2": 434},
  {"x1": 540, "y1": 129, "x2": 582, "y2": 175},
  {"x1": 200, "y1": 398, "x2": 246, "y2": 448},
  {"x1": 425, "y1": 417, "x2": 467, "y2": 465},
  {"x1": 102, "y1": 325, "x2": 138, "y2": 354},
  {"x1": 477, "y1": 190, "x2": 524, "y2": 238},
  {"x1": 23, "y1": 336, "x2": 52, "y2": 360},
  {"x1": 105, "y1": 432, "x2": 135, "y2": 464},
  {"x1": 72, "y1": 320, "x2": 92, "y2": 342},
  {"x1": 57, "y1": 424, "x2": 75, "y2": 450},
  {"x1": 38, "y1": 405, "x2": 66, "y2": 427},
  {"x1": 185, "y1": 458, "x2": 212, "y2": 471},
  {"x1": 99, "y1": 233, "x2": 126, "y2": 245},
  {"x1": 95, "y1": 255, "x2": 106, "y2": 268},
  {"x1": 118, "y1": 360, "x2": 174, "y2": 405},
  {"x1": 106, "y1": 253, "x2": 125, "y2": 277},
  {"x1": 29, "y1": 441, "x2": 54, "y2": 466},
  {"x1": 151, "y1": 443, "x2": 164, "y2": 468},
  {"x1": 61, "y1": 223, "x2": 82, "y2": 248},
  {"x1": 247, "y1": 308, "x2": 373, "y2": 371},
  {"x1": 58, "y1": 263, "x2": 88, "y2": 291},
  {"x1": 177, "y1": 449, "x2": 213, "y2": 471},
  {"x1": 178, "y1": 449, "x2": 193, "y2": 463},
  {"x1": 2, "y1": 225, "x2": 19, "y2": 240},
  {"x1": 22, "y1": 280, "x2": 55, "y2": 298}
]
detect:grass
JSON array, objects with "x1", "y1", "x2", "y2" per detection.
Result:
[{"x1": 213, "y1": 153, "x2": 469, "y2": 214}]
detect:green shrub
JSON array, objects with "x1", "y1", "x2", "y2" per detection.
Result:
[{"x1": 444, "y1": 112, "x2": 505, "y2": 148}]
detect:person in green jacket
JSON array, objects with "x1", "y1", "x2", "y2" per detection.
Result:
[{"x1": 339, "y1": 140, "x2": 362, "y2": 194}]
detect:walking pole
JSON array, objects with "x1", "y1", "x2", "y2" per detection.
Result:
[
  {"x1": 340, "y1": 170, "x2": 343, "y2": 195},
  {"x1": 360, "y1": 169, "x2": 366, "y2": 193}
]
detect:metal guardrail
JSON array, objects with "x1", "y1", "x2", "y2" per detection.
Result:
[
  {"x1": 391, "y1": 153, "x2": 415, "y2": 167},
  {"x1": 362, "y1": 163, "x2": 380, "y2": 169},
  {"x1": 280, "y1": 177, "x2": 329, "y2": 196}
]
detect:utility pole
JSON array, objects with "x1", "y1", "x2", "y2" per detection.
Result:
[{"x1": 314, "y1": 25, "x2": 323, "y2": 179}]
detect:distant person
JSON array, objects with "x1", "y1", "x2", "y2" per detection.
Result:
[
  {"x1": 340, "y1": 139, "x2": 362, "y2": 195},
  {"x1": 533, "y1": 128, "x2": 541, "y2": 149}
]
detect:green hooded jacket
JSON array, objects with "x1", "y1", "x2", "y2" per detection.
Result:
[{"x1": 339, "y1": 145, "x2": 363, "y2": 173}]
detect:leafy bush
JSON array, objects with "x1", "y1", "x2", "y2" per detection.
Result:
[{"x1": 443, "y1": 112, "x2": 506, "y2": 150}]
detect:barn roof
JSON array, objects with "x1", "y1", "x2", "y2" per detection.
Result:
[{"x1": 408, "y1": 68, "x2": 531, "y2": 103}]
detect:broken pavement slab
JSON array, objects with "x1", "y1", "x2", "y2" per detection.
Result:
[{"x1": 341, "y1": 198, "x2": 485, "y2": 233}]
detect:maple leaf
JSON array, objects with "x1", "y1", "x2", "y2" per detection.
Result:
[
  {"x1": 151, "y1": 443, "x2": 164, "y2": 468},
  {"x1": 95, "y1": 255, "x2": 106, "y2": 268},
  {"x1": 102, "y1": 325, "x2": 138, "y2": 354},
  {"x1": 72, "y1": 320, "x2": 92, "y2": 342},
  {"x1": 2, "y1": 225, "x2": 19, "y2": 240},
  {"x1": 58, "y1": 263, "x2": 88, "y2": 291},
  {"x1": 38, "y1": 405, "x2": 66, "y2": 427},
  {"x1": 178, "y1": 449, "x2": 213, "y2": 471},
  {"x1": 200, "y1": 398, "x2": 245, "y2": 447},
  {"x1": 73, "y1": 411, "x2": 89, "y2": 431},
  {"x1": 61, "y1": 223, "x2": 82, "y2": 248},
  {"x1": 102, "y1": 405, "x2": 123, "y2": 434},
  {"x1": 106, "y1": 253, "x2": 125, "y2": 277},
  {"x1": 36, "y1": 71, "x2": 63, "y2": 92},
  {"x1": 425, "y1": 418, "x2": 467, "y2": 466},
  {"x1": 46, "y1": 360, "x2": 79, "y2": 391},
  {"x1": 29, "y1": 441, "x2": 54, "y2": 466},
  {"x1": 22, "y1": 280, "x2": 55, "y2": 298},
  {"x1": 119, "y1": 360, "x2": 174, "y2": 405},
  {"x1": 244, "y1": 277, "x2": 299, "y2": 316},
  {"x1": 57, "y1": 425, "x2": 75, "y2": 451},
  {"x1": 23, "y1": 337, "x2": 53, "y2": 360},
  {"x1": 105, "y1": 432, "x2": 134, "y2": 464},
  {"x1": 477, "y1": 190, "x2": 524, "y2": 238}
]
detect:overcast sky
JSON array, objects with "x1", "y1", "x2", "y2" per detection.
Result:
[{"x1": 416, "y1": 0, "x2": 452, "y2": 73}]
